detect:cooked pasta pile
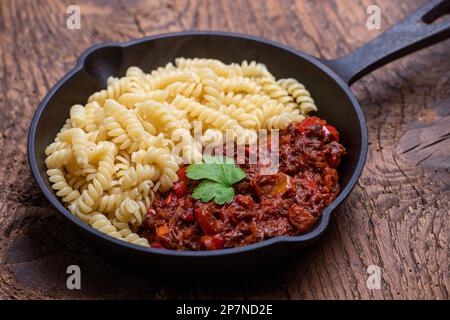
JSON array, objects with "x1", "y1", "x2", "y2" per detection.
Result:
[{"x1": 45, "y1": 58, "x2": 318, "y2": 247}]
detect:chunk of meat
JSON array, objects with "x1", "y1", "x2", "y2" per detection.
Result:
[
  {"x1": 252, "y1": 172, "x2": 294, "y2": 198},
  {"x1": 194, "y1": 206, "x2": 223, "y2": 235},
  {"x1": 288, "y1": 204, "x2": 318, "y2": 233}
]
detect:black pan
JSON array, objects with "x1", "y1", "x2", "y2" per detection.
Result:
[{"x1": 28, "y1": 0, "x2": 450, "y2": 271}]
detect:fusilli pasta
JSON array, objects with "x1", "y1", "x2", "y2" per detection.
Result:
[{"x1": 45, "y1": 57, "x2": 318, "y2": 247}]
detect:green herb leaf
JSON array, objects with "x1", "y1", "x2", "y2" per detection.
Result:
[
  {"x1": 191, "y1": 180, "x2": 235, "y2": 205},
  {"x1": 186, "y1": 156, "x2": 246, "y2": 186},
  {"x1": 185, "y1": 162, "x2": 225, "y2": 184},
  {"x1": 221, "y1": 162, "x2": 247, "y2": 186},
  {"x1": 186, "y1": 156, "x2": 246, "y2": 204},
  {"x1": 203, "y1": 155, "x2": 235, "y2": 165}
]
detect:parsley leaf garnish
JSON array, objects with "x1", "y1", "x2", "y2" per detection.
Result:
[
  {"x1": 191, "y1": 180, "x2": 235, "y2": 205},
  {"x1": 186, "y1": 156, "x2": 246, "y2": 204}
]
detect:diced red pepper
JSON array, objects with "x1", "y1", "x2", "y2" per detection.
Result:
[
  {"x1": 328, "y1": 155, "x2": 340, "y2": 168},
  {"x1": 295, "y1": 116, "x2": 325, "y2": 134},
  {"x1": 151, "y1": 242, "x2": 165, "y2": 249},
  {"x1": 177, "y1": 166, "x2": 188, "y2": 182},
  {"x1": 162, "y1": 192, "x2": 177, "y2": 207},
  {"x1": 301, "y1": 178, "x2": 318, "y2": 195},
  {"x1": 172, "y1": 181, "x2": 187, "y2": 197},
  {"x1": 235, "y1": 194, "x2": 255, "y2": 209},
  {"x1": 146, "y1": 208, "x2": 157, "y2": 217},
  {"x1": 324, "y1": 142, "x2": 345, "y2": 168},
  {"x1": 181, "y1": 211, "x2": 194, "y2": 222},
  {"x1": 200, "y1": 234, "x2": 224, "y2": 250},
  {"x1": 194, "y1": 207, "x2": 217, "y2": 235},
  {"x1": 324, "y1": 124, "x2": 339, "y2": 141}
]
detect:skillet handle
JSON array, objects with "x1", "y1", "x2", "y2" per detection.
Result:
[{"x1": 320, "y1": 0, "x2": 450, "y2": 85}]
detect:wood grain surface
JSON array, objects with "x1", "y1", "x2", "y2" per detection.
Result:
[{"x1": 0, "y1": 0, "x2": 448, "y2": 300}]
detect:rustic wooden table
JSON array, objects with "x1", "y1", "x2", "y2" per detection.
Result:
[{"x1": 0, "y1": 0, "x2": 448, "y2": 300}]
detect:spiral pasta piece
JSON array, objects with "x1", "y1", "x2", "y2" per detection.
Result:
[
  {"x1": 278, "y1": 78, "x2": 318, "y2": 114},
  {"x1": 172, "y1": 95, "x2": 241, "y2": 132},
  {"x1": 45, "y1": 141, "x2": 70, "y2": 156},
  {"x1": 123, "y1": 232, "x2": 150, "y2": 246},
  {"x1": 66, "y1": 171, "x2": 89, "y2": 192},
  {"x1": 47, "y1": 169, "x2": 80, "y2": 203},
  {"x1": 82, "y1": 101, "x2": 104, "y2": 133},
  {"x1": 265, "y1": 112, "x2": 305, "y2": 130},
  {"x1": 254, "y1": 100, "x2": 288, "y2": 128},
  {"x1": 166, "y1": 81, "x2": 203, "y2": 99},
  {"x1": 95, "y1": 192, "x2": 126, "y2": 214},
  {"x1": 45, "y1": 148, "x2": 74, "y2": 169},
  {"x1": 146, "y1": 62, "x2": 176, "y2": 78},
  {"x1": 136, "y1": 99, "x2": 201, "y2": 163},
  {"x1": 171, "y1": 127, "x2": 203, "y2": 164},
  {"x1": 259, "y1": 76, "x2": 296, "y2": 111},
  {"x1": 58, "y1": 128, "x2": 90, "y2": 167},
  {"x1": 114, "y1": 197, "x2": 140, "y2": 224},
  {"x1": 115, "y1": 151, "x2": 131, "y2": 179},
  {"x1": 175, "y1": 57, "x2": 238, "y2": 77},
  {"x1": 238, "y1": 60, "x2": 272, "y2": 78},
  {"x1": 73, "y1": 144, "x2": 116, "y2": 215},
  {"x1": 111, "y1": 218, "x2": 132, "y2": 236},
  {"x1": 70, "y1": 104, "x2": 86, "y2": 128},
  {"x1": 118, "y1": 90, "x2": 168, "y2": 108},
  {"x1": 218, "y1": 104, "x2": 260, "y2": 129},
  {"x1": 86, "y1": 125, "x2": 107, "y2": 143},
  {"x1": 146, "y1": 70, "x2": 199, "y2": 90},
  {"x1": 132, "y1": 146, "x2": 179, "y2": 191},
  {"x1": 104, "y1": 99, "x2": 151, "y2": 142},
  {"x1": 89, "y1": 212, "x2": 123, "y2": 239},
  {"x1": 103, "y1": 116, "x2": 134, "y2": 151},
  {"x1": 136, "y1": 99, "x2": 190, "y2": 136},
  {"x1": 53, "y1": 120, "x2": 73, "y2": 144},
  {"x1": 88, "y1": 77, "x2": 138, "y2": 106},
  {"x1": 125, "y1": 66, "x2": 146, "y2": 81},
  {"x1": 218, "y1": 76, "x2": 261, "y2": 94},
  {"x1": 120, "y1": 163, "x2": 160, "y2": 190},
  {"x1": 202, "y1": 79, "x2": 226, "y2": 109}
]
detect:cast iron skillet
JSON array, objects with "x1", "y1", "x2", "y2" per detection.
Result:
[{"x1": 28, "y1": 0, "x2": 450, "y2": 271}]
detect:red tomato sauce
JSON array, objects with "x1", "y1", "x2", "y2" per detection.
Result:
[{"x1": 138, "y1": 117, "x2": 346, "y2": 250}]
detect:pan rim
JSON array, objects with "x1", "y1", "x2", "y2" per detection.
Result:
[{"x1": 28, "y1": 30, "x2": 368, "y2": 258}]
